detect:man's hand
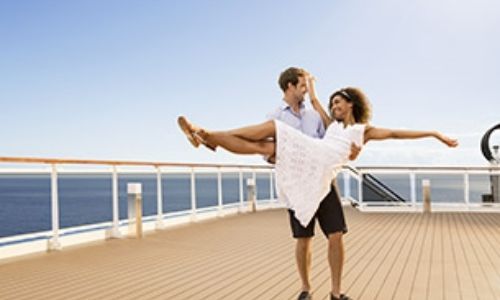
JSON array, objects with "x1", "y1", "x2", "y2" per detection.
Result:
[
  {"x1": 265, "y1": 153, "x2": 276, "y2": 164},
  {"x1": 348, "y1": 143, "x2": 362, "y2": 161}
]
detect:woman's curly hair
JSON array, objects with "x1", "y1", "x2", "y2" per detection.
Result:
[{"x1": 328, "y1": 87, "x2": 372, "y2": 124}]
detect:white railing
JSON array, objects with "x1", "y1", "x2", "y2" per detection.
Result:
[
  {"x1": 340, "y1": 165, "x2": 500, "y2": 212},
  {"x1": 3, "y1": 156, "x2": 499, "y2": 259},
  {"x1": 0, "y1": 156, "x2": 279, "y2": 259}
]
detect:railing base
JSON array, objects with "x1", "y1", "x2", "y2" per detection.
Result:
[
  {"x1": 155, "y1": 219, "x2": 165, "y2": 230},
  {"x1": 217, "y1": 209, "x2": 225, "y2": 218},
  {"x1": 106, "y1": 227, "x2": 123, "y2": 239},
  {"x1": 47, "y1": 238, "x2": 62, "y2": 251}
]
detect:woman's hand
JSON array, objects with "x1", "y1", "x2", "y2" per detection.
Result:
[
  {"x1": 307, "y1": 75, "x2": 319, "y2": 102},
  {"x1": 436, "y1": 133, "x2": 459, "y2": 147},
  {"x1": 305, "y1": 74, "x2": 332, "y2": 127}
]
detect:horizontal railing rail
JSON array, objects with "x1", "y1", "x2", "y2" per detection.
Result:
[
  {"x1": 357, "y1": 165, "x2": 500, "y2": 171},
  {"x1": 0, "y1": 156, "x2": 274, "y2": 169}
]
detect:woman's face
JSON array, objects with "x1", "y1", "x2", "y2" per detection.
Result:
[{"x1": 330, "y1": 95, "x2": 353, "y2": 121}]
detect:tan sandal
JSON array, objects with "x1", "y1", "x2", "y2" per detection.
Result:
[
  {"x1": 193, "y1": 130, "x2": 217, "y2": 152},
  {"x1": 177, "y1": 116, "x2": 200, "y2": 148}
]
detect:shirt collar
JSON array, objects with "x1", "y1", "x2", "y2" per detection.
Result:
[{"x1": 280, "y1": 100, "x2": 306, "y2": 115}]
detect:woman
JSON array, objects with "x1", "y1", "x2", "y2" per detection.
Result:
[{"x1": 177, "y1": 81, "x2": 458, "y2": 226}]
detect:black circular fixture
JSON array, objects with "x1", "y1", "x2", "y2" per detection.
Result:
[{"x1": 481, "y1": 123, "x2": 500, "y2": 162}]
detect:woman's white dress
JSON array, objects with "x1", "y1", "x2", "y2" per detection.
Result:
[{"x1": 274, "y1": 120, "x2": 365, "y2": 227}]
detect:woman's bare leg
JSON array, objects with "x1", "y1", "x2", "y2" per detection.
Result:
[
  {"x1": 222, "y1": 120, "x2": 276, "y2": 141},
  {"x1": 178, "y1": 116, "x2": 277, "y2": 155},
  {"x1": 199, "y1": 130, "x2": 275, "y2": 156}
]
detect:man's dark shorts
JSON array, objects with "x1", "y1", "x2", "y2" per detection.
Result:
[{"x1": 288, "y1": 185, "x2": 347, "y2": 238}]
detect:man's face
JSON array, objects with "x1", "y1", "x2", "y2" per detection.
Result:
[
  {"x1": 331, "y1": 95, "x2": 352, "y2": 121},
  {"x1": 288, "y1": 76, "x2": 308, "y2": 103}
]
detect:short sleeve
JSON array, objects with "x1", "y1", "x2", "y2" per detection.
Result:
[{"x1": 266, "y1": 109, "x2": 280, "y2": 121}]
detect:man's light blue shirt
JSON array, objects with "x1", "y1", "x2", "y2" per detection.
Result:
[{"x1": 267, "y1": 101, "x2": 325, "y2": 138}]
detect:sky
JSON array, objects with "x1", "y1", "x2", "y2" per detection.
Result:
[{"x1": 1, "y1": 0, "x2": 499, "y2": 167}]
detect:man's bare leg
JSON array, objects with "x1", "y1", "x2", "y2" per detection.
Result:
[
  {"x1": 296, "y1": 237, "x2": 313, "y2": 293},
  {"x1": 328, "y1": 232, "x2": 344, "y2": 298}
]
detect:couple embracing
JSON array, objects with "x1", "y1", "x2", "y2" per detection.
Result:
[{"x1": 178, "y1": 67, "x2": 457, "y2": 300}]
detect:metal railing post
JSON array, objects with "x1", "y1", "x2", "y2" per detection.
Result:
[
  {"x1": 252, "y1": 171, "x2": 257, "y2": 209},
  {"x1": 108, "y1": 166, "x2": 122, "y2": 238},
  {"x1": 358, "y1": 170, "x2": 363, "y2": 207},
  {"x1": 217, "y1": 167, "x2": 223, "y2": 216},
  {"x1": 343, "y1": 172, "x2": 350, "y2": 200},
  {"x1": 253, "y1": 171, "x2": 257, "y2": 196},
  {"x1": 410, "y1": 172, "x2": 417, "y2": 210},
  {"x1": 464, "y1": 172, "x2": 470, "y2": 209},
  {"x1": 269, "y1": 170, "x2": 274, "y2": 201},
  {"x1": 190, "y1": 168, "x2": 197, "y2": 221},
  {"x1": 156, "y1": 167, "x2": 165, "y2": 229},
  {"x1": 239, "y1": 170, "x2": 244, "y2": 212},
  {"x1": 48, "y1": 164, "x2": 61, "y2": 251}
]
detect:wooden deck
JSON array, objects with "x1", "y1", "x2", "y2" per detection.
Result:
[{"x1": 1, "y1": 207, "x2": 499, "y2": 300}]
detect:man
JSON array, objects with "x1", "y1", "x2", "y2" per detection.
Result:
[{"x1": 266, "y1": 67, "x2": 358, "y2": 300}]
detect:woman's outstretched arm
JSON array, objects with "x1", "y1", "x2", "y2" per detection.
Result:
[
  {"x1": 308, "y1": 76, "x2": 332, "y2": 127},
  {"x1": 364, "y1": 126, "x2": 458, "y2": 147}
]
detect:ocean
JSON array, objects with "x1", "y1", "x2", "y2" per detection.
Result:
[
  {"x1": 0, "y1": 173, "x2": 275, "y2": 238},
  {"x1": 347, "y1": 173, "x2": 493, "y2": 204},
  {"x1": 0, "y1": 172, "x2": 495, "y2": 238}
]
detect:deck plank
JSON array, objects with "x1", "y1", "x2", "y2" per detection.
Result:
[
  {"x1": 375, "y1": 213, "x2": 423, "y2": 300},
  {"x1": 458, "y1": 214, "x2": 496, "y2": 300},
  {"x1": 391, "y1": 213, "x2": 431, "y2": 299},
  {"x1": 1, "y1": 207, "x2": 500, "y2": 300},
  {"x1": 427, "y1": 213, "x2": 444, "y2": 300},
  {"x1": 468, "y1": 214, "x2": 500, "y2": 297},
  {"x1": 442, "y1": 214, "x2": 461, "y2": 300},
  {"x1": 345, "y1": 213, "x2": 409, "y2": 299},
  {"x1": 364, "y1": 213, "x2": 419, "y2": 299}
]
